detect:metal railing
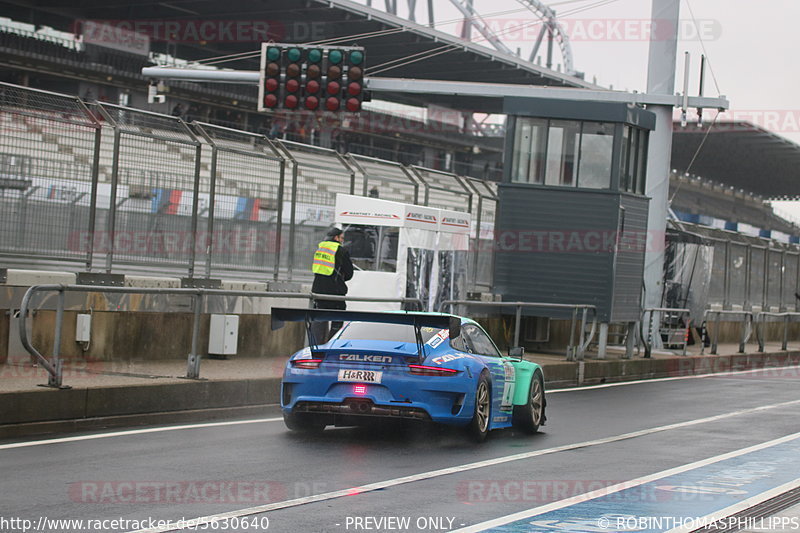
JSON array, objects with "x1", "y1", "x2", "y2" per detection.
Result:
[
  {"x1": 701, "y1": 309, "x2": 753, "y2": 355},
  {"x1": 755, "y1": 312, "x2": 800, "y2": 352},
  {"x1": 640, "y1": 307, "x2": 691, "y2": 358},
  {"x1": 18, "y1": 284, "x2": 423, "y2": 388},
  {"x1": 438, "y1": 300, "x2": 597, "y2": 361}
]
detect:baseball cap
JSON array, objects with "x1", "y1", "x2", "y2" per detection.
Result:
[{"x1": 326, "y1": 227, "x2": 343, "y2": 238}]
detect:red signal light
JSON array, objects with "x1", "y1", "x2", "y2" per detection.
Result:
[
  {"x1": 345, "y1": 98, "x2": 361, "y2": 112},
  {"x1": 286, "y1": 78, "x2": 300, "y2": 93},
  {"x1": 304, "y1": 96, "x2": 319, "y2": 110},
  {"x1": 264, "y1": 94, "x2": 278, "y2": 108},
  {"x1": 326, "y1": 81, "x2": 340, "y2": 96},
  {"x1": 306, "y1": 80, "x2": 320, "y2": 94},
  {"x1": 285, "y1": 95, "x2": 299, "y2": 109},
  {"x1": 325, "y1": 97, "x2": 340, "y2": 111},
  {"x1": 353, "y1": 384, "x2": 367, "y2": 395},
  {"x1": 265, "y1": 78, "x2": 279, "y2": 92},
  {"x1": 347, "y1": 82, "x2": 361, "y2": 96}
]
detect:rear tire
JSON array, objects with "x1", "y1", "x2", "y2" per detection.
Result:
[
  {"x1": 466, "y1": 373, "x2": 491, "y2": 442},
  {"x1": 283, "y1": 411, "x2": 326, "y2": 433},
  {"x1": 513, "y1": 371, "x2": 544, "y2": 434}
]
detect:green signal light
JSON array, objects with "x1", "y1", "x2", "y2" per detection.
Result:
[
  {"x1": 308, "y1": 49, "x2": 323, "y2": 63},
  {"x1": 329, "y1": 50, "x2": 343, "y2": 64},
  {"x1": 349, "y1": 50, "x2": 364, "y2": 65},
  {"x1": 266, "y1": 47, "x2": 280, "y2": 61},
  {"x1": 287, "y1": 48, "x2": 301, "y2": 62}
]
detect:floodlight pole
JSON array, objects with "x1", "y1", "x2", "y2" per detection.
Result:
[{"x1": 643, "y1": 0, "x2": 681, "y2": 346}]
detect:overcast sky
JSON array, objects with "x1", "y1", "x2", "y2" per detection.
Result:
[{"x1": 368, "y1": 0, "x2": 800, "y2": 219}]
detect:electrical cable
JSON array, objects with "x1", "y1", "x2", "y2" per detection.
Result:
[{"x1": 668, "y1": 110, "x2": 721, "y2": 206}]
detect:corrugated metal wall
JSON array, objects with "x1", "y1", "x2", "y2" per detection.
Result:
[
  {"x1": 611, "y1": 194, "x2": 649, "y2": 321},
  {"x1": 494, "y1": 184, "x2": 648, "y2": 322}
]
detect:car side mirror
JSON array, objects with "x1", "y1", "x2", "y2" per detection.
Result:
[{"x1": 508, "y1": 346, "x2": 524, "y2": 360}]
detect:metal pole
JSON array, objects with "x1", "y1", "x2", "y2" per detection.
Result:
[
  {"x1": 712, "y1": 311, "x2": 720, "y2": 355},
  {"x1": 625, "y1": 321, "x2": 636, "y2": 359},
  {"x1": 105, "y1": 127, "x2": 122, "y2": 273},
  {"x1": 86, "y1": 127, "x2": 102, "y2": 271},
  {"x1": 274, "y1": 158, "x2": 286, "y2": 281},
  {"x1": 51, "y1": 289, "x2": 65, "y2": 388},
  {"x1": 567, "y1": 307, "x2": 578, "y2": 360},
  {"x1": 287, "y1": 159, "x2": 299, "y2": 280},
  {"x1": 642, "y1": 0, "x2": 680, "y2": 311},
  {"x1": 204, "y1": 143, "x2": 219, "y2": 279},
  {"x1": 187, "y1": 142, "x2": 203, "y2": 278},
  {"x1": 782, "y1": 314, "x2": 789, "y2": 351},
  {"x1": 738, "y1": 314, "x2": 747, "y2": 354},
  {"x1": 186, "y1": 292, "x2": 203, "y2": 379},
  {"x1": 757, "y1": 313, "x2": 765, "y2": 352},
  {"x1": 597, "y1": 322, "x2": 608, "y2": 359},
  {"x1": 513, "y1": 305, "x2": 521, "y2": 347},
  {"x1": 577, "y1": 307, "x2": 588, "y2": 360}
]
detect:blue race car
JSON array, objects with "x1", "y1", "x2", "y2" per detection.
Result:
[{"x1": 272, "y1": 308, "x2": 546, "y2": 441}]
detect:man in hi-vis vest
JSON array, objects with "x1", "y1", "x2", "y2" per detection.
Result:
[{"x1": 311, "y1": 227, "x2": 354, "y2": 341}]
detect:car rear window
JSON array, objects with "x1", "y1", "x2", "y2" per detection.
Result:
[{"x1": 336, "y1": 322, "x2": 442, "y2": 344}]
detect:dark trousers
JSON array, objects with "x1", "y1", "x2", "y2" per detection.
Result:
[{"x1": 311, "y1": 297, "x2": 345, "y2": 344}]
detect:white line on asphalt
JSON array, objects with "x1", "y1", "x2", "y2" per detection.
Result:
[
  {"x1": 0, "y1": 418, "x2": 283, "y2": 450},
  {"x1": 3, "y1": 364, "x2": 797, "y2": 449},
  {"x1": 666, "y1": 478, "x2": 800, "y2": 533},
  {"x1": 128, "y1": 398, "x2": 800, "y2": 533},
  {"x1": 549, "y1": 364, "x2": 800, "y2": 393},
  {"x1": 449, "y1": 432, "x2": 800, "y2": 533}
]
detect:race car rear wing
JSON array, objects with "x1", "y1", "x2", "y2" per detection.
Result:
[{"x1": 270, "y1": 307, "x2": 461, "y2": 356}]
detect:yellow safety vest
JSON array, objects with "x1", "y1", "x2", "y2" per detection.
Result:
[{"x1": 312, "y1": 240, "x2": 340, "y2": 276}]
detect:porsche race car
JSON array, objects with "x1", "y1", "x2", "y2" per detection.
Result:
[{"x1": 272, "y1": 308, "x2": 546, "y2": 442}]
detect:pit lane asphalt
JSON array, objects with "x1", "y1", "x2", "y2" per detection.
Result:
[{"x1": 1, "y1": 368, "x2": 799, "y2": 533}]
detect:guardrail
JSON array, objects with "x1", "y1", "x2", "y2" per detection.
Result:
[
  {"x1": 701, "y1": 309, "x2": 753, "y2": 355},
  {"x1": 640, "y1": 307, "x2": 692, "y2": 358},
  {"x1": 755, "y1": 312, "x2": 800, "y2": 352},
  {"x1": 437, "y1": 300, "x2": 597, "y2": 361},
  {"x1": 18, "y1": 284, "x2": 422, "y2": 388}
]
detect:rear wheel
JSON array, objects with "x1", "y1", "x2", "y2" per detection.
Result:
[
  {"x1": 283, "y1": 411, "x2": 326, "y2": 433},
  {"x1": 513, "y1": 371, "x2": 544, "y2": 434},
  {"x1": 466, "y1": 373, "x2": 491, "y2": 442}
]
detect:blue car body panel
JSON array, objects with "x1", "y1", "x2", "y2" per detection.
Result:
[{"x1": 280, "y1": 316, "x2": 543, "y2": 432}]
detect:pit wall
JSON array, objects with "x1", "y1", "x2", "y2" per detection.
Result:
[
  {"x1": 1, "y1": 309, "x2": 797, "y2": 364},
  {"x1": 1, "y1": 310, "x2": 305, "y2": 363}
]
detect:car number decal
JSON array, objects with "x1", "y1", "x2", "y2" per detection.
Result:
[{"x1": 500, "y1": 362, "x2": 515, "y2": 411}]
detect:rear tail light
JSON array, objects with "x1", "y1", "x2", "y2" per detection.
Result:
[
  {"x1": 353, "y1": 384, "x2": 367, "y2": 395},
  {"x1": 290, "y1": 359, "x2": 322, "y2": 369},
  {"x1": 408, "y1": 364, "x2": 459, "y2": 376}
]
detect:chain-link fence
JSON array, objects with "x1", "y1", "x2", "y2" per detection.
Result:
[
  {"x1": 0, "y1": 82, "x2": 499, "y2": 290},
  {"x1": 273, "y1": 140, "x2": 356, "y2": 278},
  {"x1": 94, "y1": 103, "x2": 203, "y2": 273},
  {"x1": 0, "y1": 82, "x2": 100, "y2": 267},
  {"x1": 193, "y1": 123, "x2": 285, "y2": 278}
]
